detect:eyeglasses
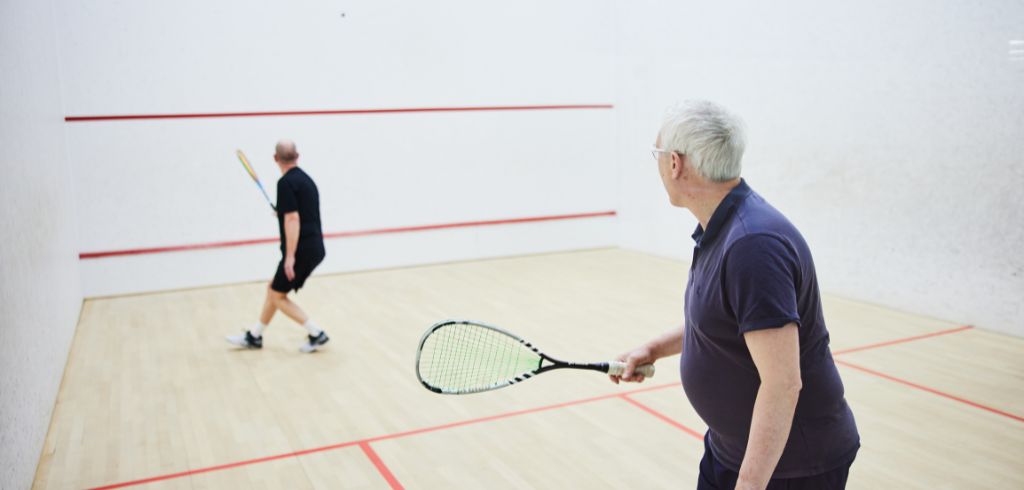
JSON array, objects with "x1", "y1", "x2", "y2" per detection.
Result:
[{"x1": 650, "y1": 147, "x2": 675, "y2": 160}]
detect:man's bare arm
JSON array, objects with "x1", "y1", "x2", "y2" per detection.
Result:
[{"x1": 736, "y1": 323, "x2": 802, "y2": 490}]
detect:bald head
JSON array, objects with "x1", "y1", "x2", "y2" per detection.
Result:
[{"x1": 274, "y1": 140, "x2": 299, "y2": 164}]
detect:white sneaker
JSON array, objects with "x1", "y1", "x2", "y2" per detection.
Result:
[
  {"x1": 226, "y1": 331, "x2": 262, "y2": 349},
  {"x1": 300, "y1": 331, "x2": 329, "y2": 353}
]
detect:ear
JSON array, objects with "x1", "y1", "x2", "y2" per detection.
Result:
[{"x1": 670, "y1": 152, "x2": 685, "y2": 179}]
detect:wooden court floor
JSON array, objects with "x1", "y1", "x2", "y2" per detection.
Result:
[{"x1": 33, "y1": 249, "x2": 1024, "y2": 489}]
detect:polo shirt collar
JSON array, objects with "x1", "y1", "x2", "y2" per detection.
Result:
[{"x1": 691, "y1": 178, "x2": 752, "y2": 247}]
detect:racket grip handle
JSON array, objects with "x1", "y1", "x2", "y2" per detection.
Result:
[{"x1": 607, "y1": 361, "x2": 655, "y2": 378}]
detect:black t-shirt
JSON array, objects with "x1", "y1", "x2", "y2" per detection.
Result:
[
  {"x1": 276, "y1": 167, "x2": 324, "y2": 256},
  {"x1": 681, "y1": 179, "x2": 859, "y2": 478}
]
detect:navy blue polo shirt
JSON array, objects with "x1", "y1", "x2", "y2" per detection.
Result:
[{"x1": 680, "y1": 179, "x2": 859, "y2": 478}]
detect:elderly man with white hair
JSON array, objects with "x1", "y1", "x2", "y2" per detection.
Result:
[{"x1": 611, "y1": 101, "x2": 860, "y2": 489}]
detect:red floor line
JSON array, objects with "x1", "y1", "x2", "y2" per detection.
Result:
[
  {"x1": 86, "y1": 440, "x2": 359, "y2": 490},
  {"x1": 85, "y1": 324, "x2": 979, "y2": 489},
  {"x1": 832, "y1": 325, "x2": 974, "y2": 356},
  {"x1": 64, "y1": 104, "x2": 614, "y2": 122},
  {"x1": 620, "y1": 394, "x2": 704, "y2": 440},
  {"x1": 359, "y1": 442, "x2": 404, "y2": 490},
  {"x1": 78, "y1": 210, "x2": 617, "y2": 259},
  {"x1": 835, "y1": 359, "x2": 1024, "y2": 423},
  {"x1": 87, "y1": 382, "x2": 679, "y2": 489},
  {"x1": 365, "y1": 381, "x2": 681, "y2": 444}
]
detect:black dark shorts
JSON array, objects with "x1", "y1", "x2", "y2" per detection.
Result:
[
  {"x1": 270, "y1": 251, "x2": 325, "y2": 293},
  {"x1": 697, "y1": 433, "x2": 853, "y2": 489}
]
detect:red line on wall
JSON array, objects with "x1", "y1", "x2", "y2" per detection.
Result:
[
  {"x1": 835, "y1": 359, "x2": 1024, "y2": 423},
  {"x1": 78, "y1": 211, "x2": 617, "y2": 259},
  {"x1": 359, "y1": 442, "x2": 404, "y2": 490},
  {"x1": 79, "y1": 236, "x2": 280, "y2": 259},
  {"x1": 85, "y1": 325, "x2": 979, "y2": 489},
  {"x1": 64, "y1": 104, "x2": 614, "y2": 122}
]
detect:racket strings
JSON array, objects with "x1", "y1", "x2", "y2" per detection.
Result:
[
  {"x1": 427, "y1": 328, "x2": 524, "y2": 380},
  {"x1": 418, "y1": 323, "x2": 541, "y2": 393}
]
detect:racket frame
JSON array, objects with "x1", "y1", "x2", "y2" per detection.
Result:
[
  {"x1": 236, "y1": 149, "x2": 277, "y2": 211},
  {"x1": 415, "y1": 319, "x2": 650, "y2": 395}
]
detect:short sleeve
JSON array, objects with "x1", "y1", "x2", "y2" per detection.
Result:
[
  {"x1": 276, "y1": 178, "x2": 298, "y2": 214},
  {"x1": 723, "y1": 234, "x2": 801, "y2": 335}
]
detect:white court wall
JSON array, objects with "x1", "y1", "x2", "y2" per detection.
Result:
[
  {"x1": 54, "y1": 0, "x2": 1024, "y2": 337},
  {"x1": 0, "y1": 1, "x2": 83, "y2": 488},
  {"x1": 614, "y1": 1, "x2": 1024, "y2": 336},
  {"x1": 60, "y1": 0, "x2": 618, "y2": 297}
]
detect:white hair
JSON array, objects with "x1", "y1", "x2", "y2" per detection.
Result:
[{"x1": 659, "y1": 100, "x2": 746, "y2": 182}]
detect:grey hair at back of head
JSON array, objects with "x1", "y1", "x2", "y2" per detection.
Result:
[
  {"x1": 660, "y1": 100, "x2": 746, "y2": 182},
  {"x1": 275, "y1": 140, "x2": 299, "y2": 162}
]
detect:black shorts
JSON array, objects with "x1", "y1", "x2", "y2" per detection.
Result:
[
  {"x1": 270, "y1": 251, "x2": 325, "y2": 293},
  {"x1": 697, "y1": 433, "x2": 853, "y2": 489}
]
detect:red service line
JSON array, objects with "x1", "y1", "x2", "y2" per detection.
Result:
[
  {"x1": 359, "y1": 442, "x2": 404, "y2": 490},
  {"x1": 363, "y1": 381, "x2": 680, "y2": 445},
  {"x1": 620, "y1": 394, "x2": 704, "y2": 440},
  {"x1": 833, "y1": 325, "x2": 1024, "y2": 423},
  {"x1": 831, "y1": 325, "x2": 973, "y2": 355},
  {"x1": 64, "y1": 104, "x2": 614, "y2": 122},
  {"x1": 87, "y1": 325, "x2": 991, "y2": 489},
  {"x1": 78, "y1": 211, "x2": 617, "y2": 259},
  {"x1": 835, "y1": 359, "x2": 1024, "y2": 424},
  {"x1": 87, "y1": 382, "x2": 679, "y2": 490},
  {"x1": 86, "y1": 439, "x2": 361, "y2": 490}
]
